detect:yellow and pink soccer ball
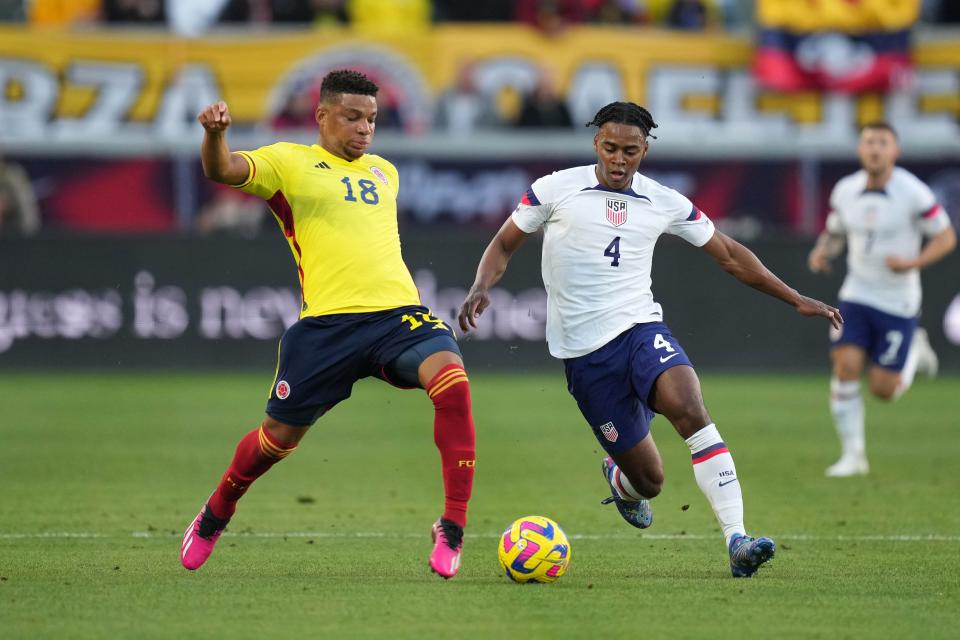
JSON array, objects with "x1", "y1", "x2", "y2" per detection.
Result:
[{"x1": 497, "y1": 515, "x2": 571, "y2": 583}]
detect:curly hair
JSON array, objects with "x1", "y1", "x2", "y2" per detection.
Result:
[
  {"x1": 319, "y1": 70, "x2": 379, "y2": 102},
  {"x1": 586, "y1": 102, "x2": 658, "y2": 139}
]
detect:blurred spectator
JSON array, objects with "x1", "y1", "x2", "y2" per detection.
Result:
[
  {"x1": 370, "y1": 87, "x2": 405, "y2": 130},
  {"x1": 269, "y1": 0, "x2": 314, "y2": 22},
  {"x1": 309, "y1": 0, "x2": 348, "y2": 26},
  {"x1": 937, "y1": 0, "x2": 960, "y2": 22},
  {"x1": 0, "y1": 154, "x2": 40, "y2": 237},
  {"x1": 920, "y1": 0, "x2": 937, "y2": 21},
  {"x1": 589, "y1": 0, "x2": 649, "y2": 24},
  {"x1": 434, "y1": 63, "x2": 504, "y2": 135},
  {"x1": 433, "y1": 0, "x2": 513, "y2": 21},
  {"x1": 0, "y1": 0, "x2": 26, "y2": 21},
  {"x1": 196, "y1": 183, "x2": 266, "y2": 238},
  {"x1": 102, "y1": 0, "x2": 165, "y2": 24},
  {"x1": 348, "y1": 0, "x2": 429, "y2": 33},
  {"x1": 514, "y1": 67, "x2": 573, "y2": 129},
  {"x1": 168, "y1": 0, "x2": 231, "y2": 36},
  {"x1": 27, "y1": 0, "x2": 99, "y2": 25},
  {"x1": 666, "y1": 0, "x2": 712, "y2": 30},
  {"x1": 272, "y1": 89, "x2": 318, "y2": 129},
  {"x1": 188, "y1": 0, "x2": 347, "y2": 30},
  {"x1": 515, "y1": 0, "x2": 592, "y2": 35},
  {"x1": 719, "y1": 0, "x2": 752, "y2": 28}
]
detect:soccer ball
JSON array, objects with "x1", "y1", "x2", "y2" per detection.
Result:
[{"x1": 497, "y1": 515, "x2": 571, "y2": 583}]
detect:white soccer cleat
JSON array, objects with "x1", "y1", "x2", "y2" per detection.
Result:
[
  {"x1": 912, "y1": 328, "x2": 939, "y2": 378},
  {"x1": 825, "y1": 456, "x2": 869, "y2": 478}
]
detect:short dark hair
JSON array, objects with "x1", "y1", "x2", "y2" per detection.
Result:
[
  {"x1": 320, "y1": 70, "x2": 379, "y2": 102},
  {"x1": 860, "y1": 120, "x2": 898, "y2": 139},
  {"x1": 586, "y1": 102, "x2": 658, "y2": 139}
]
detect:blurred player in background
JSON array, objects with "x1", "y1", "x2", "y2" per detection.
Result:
[
  {"x1": 808, "y1": 122, "x2": 956, "y2": 477},
  {"x1": 182, "y1": 70, "x2": 476, "y2": 579},
  {"x1": 459, "y1": 102, "x2": 842, "y2": 578}
]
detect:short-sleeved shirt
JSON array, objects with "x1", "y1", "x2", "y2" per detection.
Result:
[
  {"x1": 512, "y1": 165, "x2": 716, "y2": 359},
  {"x1": 826, "y1": 167, "x2": 952, "y2": 318},
  {"x1": 234, "y1": 142, "x2": 420, "y2": 317}
]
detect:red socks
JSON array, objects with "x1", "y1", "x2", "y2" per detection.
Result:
[
  {"x1": 427, "y1": 364, "x2": 476, "y2": 528},
  {"x1": 206, "y1": 366, "x2": 475, "y2": 528},
  {"x1": 207, "y1": 426, "x2": 297, "y2": 520}
]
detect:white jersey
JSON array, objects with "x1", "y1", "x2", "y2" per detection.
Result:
[
  {"x1": 826, "y1": 167, "x2": 951, "y2": 318},
  {"x1": 512, "y1": 165, "x2": 715, "y2": 359}
]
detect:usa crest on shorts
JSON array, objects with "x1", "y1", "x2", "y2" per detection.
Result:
[
  {"x1": 606, "y1": 198, "x2": 627, "y2": 227},
  {"x1": 599, "y1": 421, "x2": 619, "y2": 443}
]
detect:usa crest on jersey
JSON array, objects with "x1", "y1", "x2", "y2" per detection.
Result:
[{"x1": 606, "y1": 198, "x2": 627, "y2": 227}]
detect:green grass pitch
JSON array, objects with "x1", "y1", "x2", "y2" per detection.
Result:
[{"x1": 1, "y1": 371, "x2": 958, "y2": 638}]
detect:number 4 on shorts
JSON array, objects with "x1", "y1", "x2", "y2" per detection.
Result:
[{"x1": 653, "y1": 333, "x2": 675, "y2": 352}]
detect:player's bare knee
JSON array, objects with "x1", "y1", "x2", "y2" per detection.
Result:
[
  {"x1": 641, "y1": 473, "x2": 663, "y2": 499},
  {"x1": 869, "y1": 383, "x2": 897, "y2": 402},
  {"x1": 667, "y1": 407, "x2": 711, "y2": 439},
  {"x1": 627, "y1": 474, "x2": 662, "y2": 499},
  {"x1": 834, "y1": 367, "x2": 860, "y2": 381},
  {"x1": 262, "y1": 416, "x2": 309, "y2": 447},
  {"x1": 622, "y1": 466, "x2": 663, "y2": 499}
]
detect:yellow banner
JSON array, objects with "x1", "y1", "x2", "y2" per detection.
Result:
[
  {"x1": 0, "y1": 24, "x2": 956, "y2": 136},
  {"x1": 0, "y1": 25, "x2": 748, "y2": 129},
  {"x1": 757, "y1": 0, "x2": 920, "y2": 33}
]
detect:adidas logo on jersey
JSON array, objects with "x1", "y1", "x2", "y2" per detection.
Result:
[{"x1": 314, "y1": 161, "x2": 331, "y2": 169}]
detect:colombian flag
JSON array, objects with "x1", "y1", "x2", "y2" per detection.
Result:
[{"x1": 754, "y1": 0, "x2": 919, "y2": 93}]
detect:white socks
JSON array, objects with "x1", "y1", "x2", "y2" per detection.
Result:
[
  {"x1": 685, "y1": 424, "x2": 746, "y2": 546},
  {"x1": 894, "y1": 332, "x2": 920, "y2": 400},
  {"x1": 830, "y1": 377, "x2": 866, "y2": 460}
]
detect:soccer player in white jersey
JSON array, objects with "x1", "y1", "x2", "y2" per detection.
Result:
[
  {"x1": 458, "y1": 102, "x2": 842, "y2": 578},
  {"x1": 808, "y1": 121, "x2": 956, "y2": 478}
]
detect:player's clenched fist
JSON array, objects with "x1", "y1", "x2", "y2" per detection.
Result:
[{"x1": 198, "y1": 101, "x2": 232, "y2": 132}]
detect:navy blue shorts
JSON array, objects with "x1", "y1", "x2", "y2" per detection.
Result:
[
  {"x1": 266, "y1": 305, "x2": 461, "y2": 426},
  {"x1": 563, "y1": 322, "x2": 692, "y2": 455},
  {"x1": 831, "y1": 301, "x2": 917, "y2": 371}
]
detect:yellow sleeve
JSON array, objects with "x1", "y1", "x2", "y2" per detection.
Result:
[{"x1": 233, "y1": 143, "x2": 288, "y2": 200}]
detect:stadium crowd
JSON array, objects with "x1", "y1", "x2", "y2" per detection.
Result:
[
  {"x1": 0, "y1": 0, "x2": 957, "y2": 237},
  {"x1": 5, "y1": 0, "x2": 958, "y2": 32},
  {"x1": 0, "y1": 1, "x2": 747, "y2": 31}
]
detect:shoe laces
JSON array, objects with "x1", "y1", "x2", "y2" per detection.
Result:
[
  {"x1": 730, "y1": 535, "x2": 754, "y2": 559},
  {"x1": 437, "y1": 518, "x2": 463, "y2": 550},
  {"x1": 198, "y1": 506, "x2": 230, "y2": 539},
  {"x1": 602, "y1": 494, "x2": 641, "y2": 508}
]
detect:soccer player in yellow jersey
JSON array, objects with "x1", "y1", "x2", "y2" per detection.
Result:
[{"x1": 181, "y1": 70, "x2": 474, "y2": 579}]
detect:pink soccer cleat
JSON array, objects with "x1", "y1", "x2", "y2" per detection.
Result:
[
  {"x1": 429, "y1": 518, "x2": 464, "y2": 579},
  {"x1": 180, "y1": 504, "x2": 229, "y2": 570}
]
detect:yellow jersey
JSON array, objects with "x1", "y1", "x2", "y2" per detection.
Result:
[{"x1": 234, "y1": 142, "x2": 421, "y2": 317}]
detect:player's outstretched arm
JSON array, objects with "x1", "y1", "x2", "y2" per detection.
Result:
[
  {"x1": 702, "y1": 230, "x2": 843, "y2": 330},
  {"x1": 198, "y1": 101, "x2": 250, "y2": 185},
  {"x1": 808, "y1": 230, "x2": 846, "y2": 274},
  {"x1": 885, "y1": 225, "x2": 957, "y2": 273},
  {"x1": 458, "y1": 218, "x2": 530, "y2": 332}
]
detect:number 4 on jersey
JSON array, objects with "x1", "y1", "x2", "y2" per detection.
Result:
[{"x1": 604, "y1": 236, "x2": 621, "y2": 267}]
